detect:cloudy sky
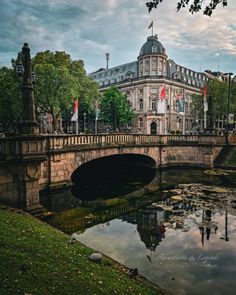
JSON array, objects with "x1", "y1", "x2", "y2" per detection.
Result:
[{"x1": 0, "y1": 0, "x2": 236, "y2": 74}]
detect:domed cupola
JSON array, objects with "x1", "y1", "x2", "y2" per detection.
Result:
[
  {"x1": 139, "y1": 35, "x2": 166, "y2": 57},
  {"x1": 138, "y1": 35, "x2": 168, "y2": 77}
]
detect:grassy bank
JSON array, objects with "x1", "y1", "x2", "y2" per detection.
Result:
[{"x1": 0, "y1": 208, "x2": 163, "y2": 295}]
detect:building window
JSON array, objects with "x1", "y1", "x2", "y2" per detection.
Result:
[
  {"x1": 152, "y1": 46, "x2": 157, "y2": 53},
  {"x1": 185, "y1": 102, "x2": 189, "y2": 114},
  {"x1": 139, "y1": 98, "x2": 143, "y2": 110},
  {"x1": 152, "y1": 98, "x2": 157, "y2": 111},
  {"x1": 174, "y1": 100, "x2": 178, "y2": 112},
  {"x1": 138, "y1": 118, "x2": 143, "y2": 129}
]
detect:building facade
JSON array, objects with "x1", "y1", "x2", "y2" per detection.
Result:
[{"x1": 89, "y1": 35, "x2": 208, "y2": 134}]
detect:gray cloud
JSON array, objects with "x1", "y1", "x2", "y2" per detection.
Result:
[{"x1": 0, "y1": 0, "x2": 236, "y2": 73}]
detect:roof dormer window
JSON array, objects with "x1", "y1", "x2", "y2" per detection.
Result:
[{"x1": 152, "y1": 46, "x2": 158, "y2": 53}]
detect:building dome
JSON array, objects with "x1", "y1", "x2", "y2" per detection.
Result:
[{"x1": 139, "y1": 35, "x2": 166, "y2": 56}]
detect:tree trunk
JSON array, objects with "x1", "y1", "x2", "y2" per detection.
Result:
[{"x1": 52, "y1": 114, "x2": 59, "y2": 133}]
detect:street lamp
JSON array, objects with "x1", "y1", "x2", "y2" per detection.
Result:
[
  {"x1": 224, "y1": 72, "x2": 233, "y2": 143},
  {"x1": 16, "y1": 43, "x2": 39, "y2": 134}
]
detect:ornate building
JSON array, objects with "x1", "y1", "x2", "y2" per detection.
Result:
[{"x1": 89, "y1": 35, "x2": 207, "y2": 134}]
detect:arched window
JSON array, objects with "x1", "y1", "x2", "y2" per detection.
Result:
[{"x1": 150, "y1": 121, "x2": 157, "y2": 134}]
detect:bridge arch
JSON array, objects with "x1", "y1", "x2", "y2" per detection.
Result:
[
  {"x1": 70, "y1": 153, "x2": 156, "y2": 200},
  {"x1": 71, "y1": 153, "x2": 156, "y2": 179},
  {"x1": 68, "y1": 147, "x2": 159, "y2": 180}
]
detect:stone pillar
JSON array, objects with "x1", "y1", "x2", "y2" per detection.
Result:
[
  {"x1": 18, "y1": 163, "x2": 42, "y2": 211},
  {"x1": 17, "y1": 43, "x2": 39, "y2": 134},
  {"x1": 0, "y1": 136, "x2": 46, "y2": 213}
]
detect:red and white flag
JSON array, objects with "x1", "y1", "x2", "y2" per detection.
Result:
[
  {"x1": 71, "y1": 99, "x2": 78, "y2": 121},
  {"x1": 203, "y1": 82, "x2": 207, "y2": 98},
  {"x1": 160, "y1": 85, "x2": 166, "y2": 99},
  {"x1": 157, "y1": 85, "x2": 167, "y2": 113},
  {"x1": 203, "y1": 82, "x2": 208, "y2": 112}
]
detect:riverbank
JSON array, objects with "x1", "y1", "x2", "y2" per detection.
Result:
[{"x1": 0, "y1": 206, "x2": 167, "y2": 295}]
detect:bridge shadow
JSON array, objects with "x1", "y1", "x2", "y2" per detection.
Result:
[{"x1": 71, "y1": 154, "x2": 156, "y2": 201}]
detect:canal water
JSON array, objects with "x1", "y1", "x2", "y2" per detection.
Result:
[{"x1": 42, "y1": 163, "x2": 236, "y2": 295}]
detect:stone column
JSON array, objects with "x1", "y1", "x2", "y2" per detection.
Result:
[
  {"x1": 18, "y1": 163, "x2": 42, "y2": 211},
  {"x1": 18, "y1": 43, "x2": 39, "y2": 134}
]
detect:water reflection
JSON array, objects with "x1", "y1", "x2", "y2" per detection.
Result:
[
  {"x1": 77, "y1": 204, "x2": 236, "y2": 295},
  {"x1": 43, "y1": 168, "x2": 236, "y2": 295}
]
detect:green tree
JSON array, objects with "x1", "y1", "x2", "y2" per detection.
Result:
[
  {"x1": 191, "y1": 79, "x2": 236, "y2": 121},
  {"x1": 146, "y1": 0, "x2": 228, "y2": 16},
  {"x1": 32, "y1": 51, "x2": 100, "y2": 133},
  {"x1": 33, "y1": 63, "x2": 76, "y2": 132},
  {"x1": 99, "y1": 86, "x2": 135, "y2": 131},
  {"x1": 0, "y1": 67, "x2": 21, "y2": 132}
]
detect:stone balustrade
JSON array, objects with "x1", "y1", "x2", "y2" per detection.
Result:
[
  {"x1": 45, "y1": 134, "x2": 227, "y2": 151},
  {"x1": 0, "y1": 134, "x2": 227, "y2": 159}
]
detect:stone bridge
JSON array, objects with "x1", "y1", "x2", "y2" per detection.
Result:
[{"x1": 0, "y1": 133, "x2": 233, "y2": 211}]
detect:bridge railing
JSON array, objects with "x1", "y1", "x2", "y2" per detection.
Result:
[
  {"x1": 45, "y1": 134, "x2": 227, "y2": 151},
  {"x1": 0, "y1": 134, "x2": 227, "y2": 159}
]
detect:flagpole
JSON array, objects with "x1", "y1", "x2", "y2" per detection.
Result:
[
  {"x1": 183, "y1": 88, "x2": 185, "y2": 135},
  {"x1": 152, "y1": 22, "x2": 154, "y2": 37},
  {"x1": 204, "y1": 106, "x2": 207, "y2": 130},
  {"x1": 169, "y1": 85, "x2": 172, "y2": 133},
  {"x1": 183, "y1": 113, "x2": 185, "y2": 135},
  {"x1": 76, "y1": 113, "x2": 79, "y2": 135},
  {"x1": 164, "y1": 113, "x2": 167, "y2": 134},
  {"x1": 203, "y1": 82, "x2": 207, "y2": 132}
]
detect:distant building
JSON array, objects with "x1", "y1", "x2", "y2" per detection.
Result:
[{"x1": 89, "y1": 35, "x2": 215, "y2": 134}]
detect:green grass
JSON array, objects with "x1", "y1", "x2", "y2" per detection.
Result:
[{"x1": 0, "y1": 209, "x2": 162, "y2": 295}]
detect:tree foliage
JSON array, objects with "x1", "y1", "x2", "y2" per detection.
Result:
[
  {"x1": 32, "y1": 51, "x2": 100, "y2": 132},
  {"x1": 0, "y1": 67, "x2": 21, "y2": 131},
  {"x1": 191, "y1": 79, "x2": 236, "y2": 121},
  {"x1": 99, "y1": 86, "x2": 135, "y2": 131},
  {"x1": 146, "y1": 0, "x2": 228, "y2": 16}
]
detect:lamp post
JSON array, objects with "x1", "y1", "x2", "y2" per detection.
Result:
[
  {"x1": 16, "y1": 43, "x2": 39, "y2": 134},
  {"x1": 95, "y1": 100, "x2": 99, "y2": 135},
  {"x1": 225, "y1": 72, "x2": 233, "y2": 143}
]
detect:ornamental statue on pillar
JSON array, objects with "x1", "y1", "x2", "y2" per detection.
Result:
[{"x1": 16, "y1": 43, "x2": 39, "y2": 134}]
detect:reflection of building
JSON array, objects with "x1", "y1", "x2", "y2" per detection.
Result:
[
  {"x1": 90, "y1": 35, "x2": 208, "y2": 134},
  {"x1": 136, "y1": 209, "x2": 166, "y2": 251},
  {"x1": 120, "y1": 209, "x2": 166, "y2": 251}
]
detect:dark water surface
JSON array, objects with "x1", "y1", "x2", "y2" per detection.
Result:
[{"x1": 43, "y1": 165, "x2": 236, "y2": 295}]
